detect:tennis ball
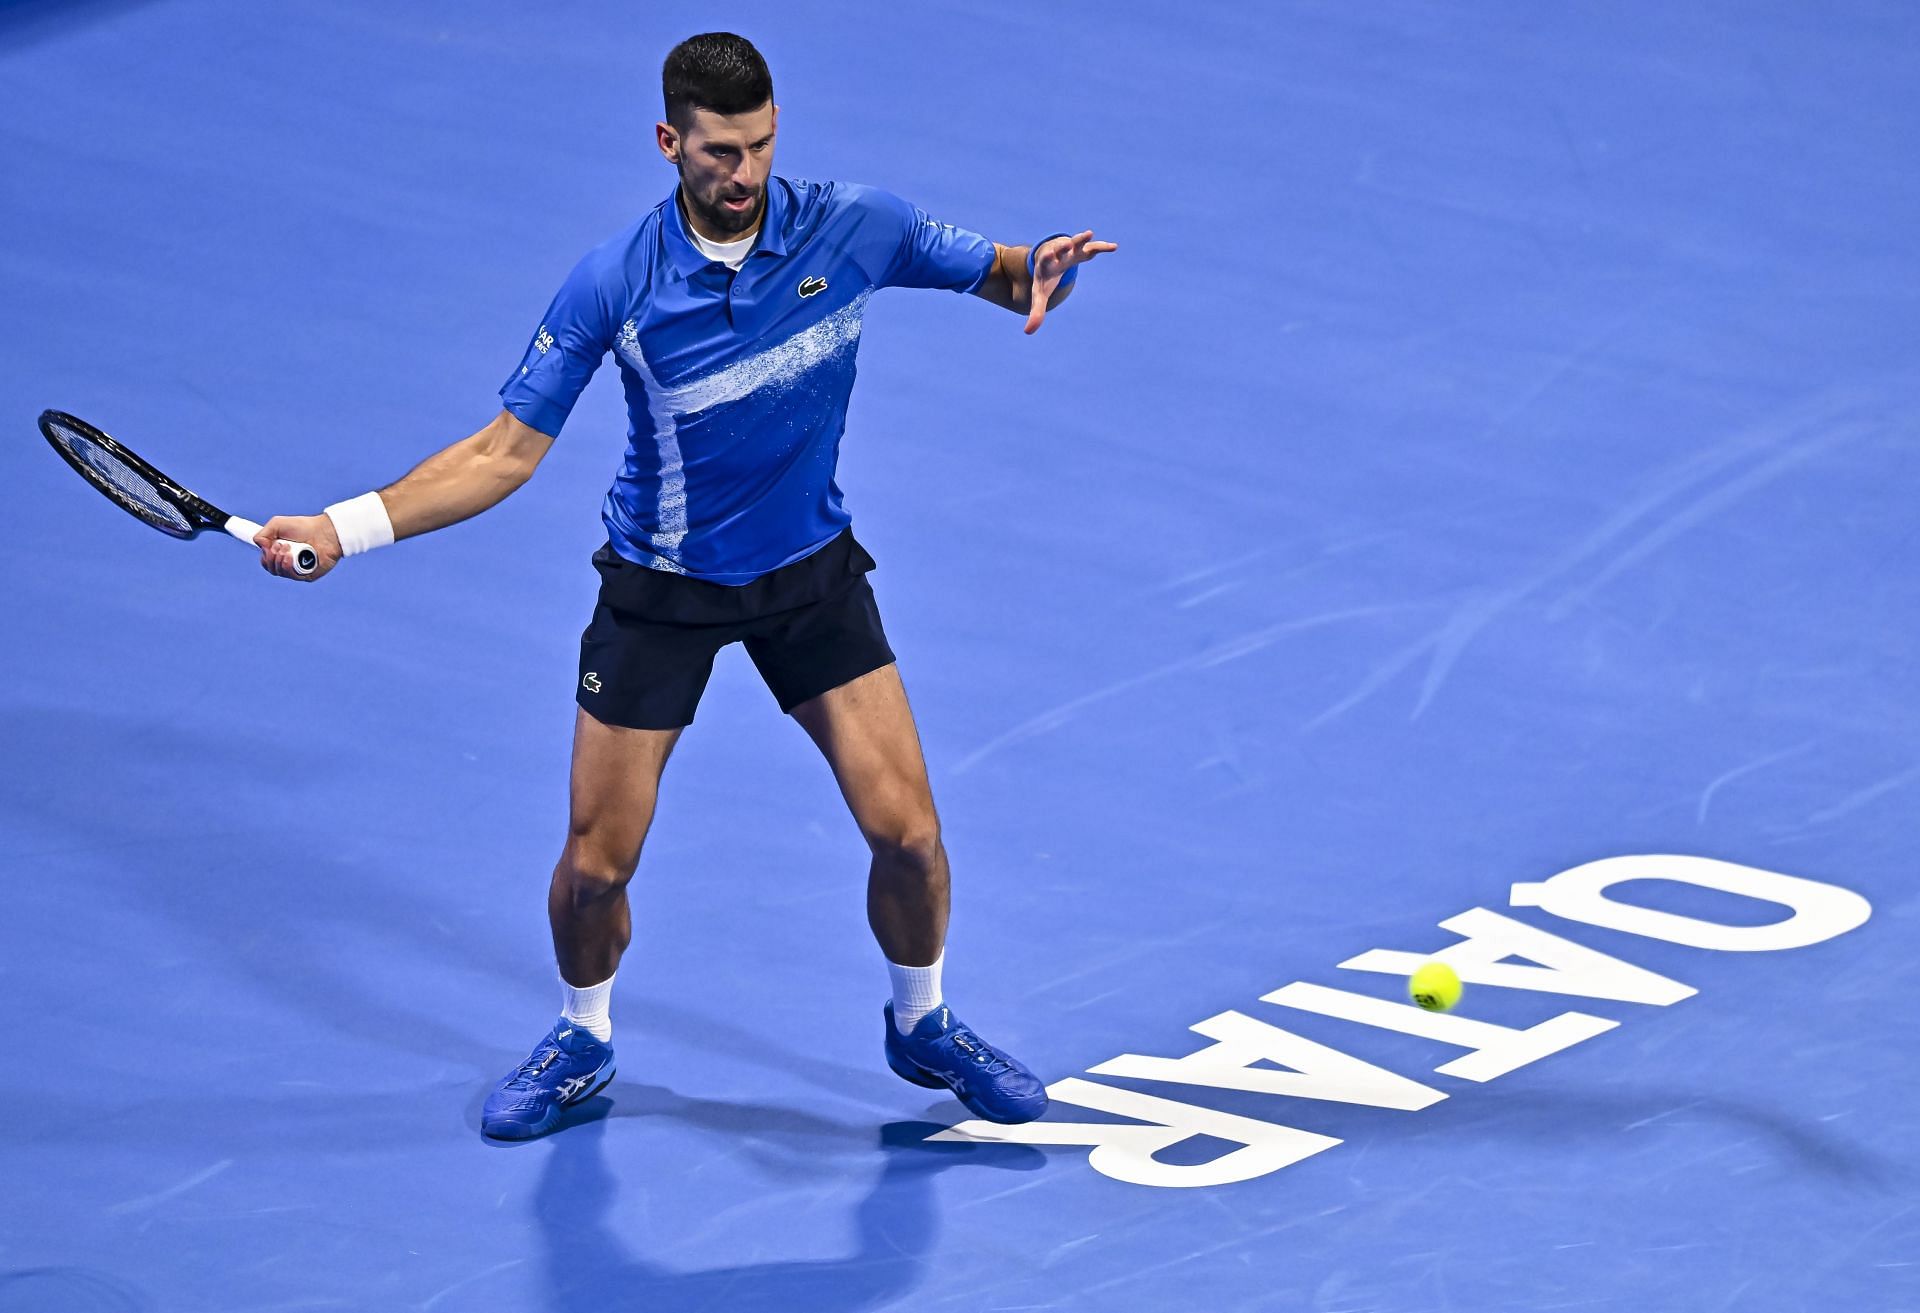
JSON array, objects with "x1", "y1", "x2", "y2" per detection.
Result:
[{"x1": 1409, "y1": 961, "x2": 1463, "y2": 1012}]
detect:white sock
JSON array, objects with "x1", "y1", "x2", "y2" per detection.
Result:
[
  {"x1": 559, "y1": 971, "x2": 615, "y2": 1043},
  {"x1": 888, "y1": 953, "x2": 945, "y2": 1034}
]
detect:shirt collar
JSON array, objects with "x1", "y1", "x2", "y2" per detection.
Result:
[{"x1": 662, "y1": 177, "x2": 789, "y2": 279}]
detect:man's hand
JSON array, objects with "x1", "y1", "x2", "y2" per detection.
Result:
[
  {"x1": 1025, "y1": 230, "x2": 1118, "y2": 335},
  {"x1": 255, "y1": 514, "x2": 343, "y2": 581}
]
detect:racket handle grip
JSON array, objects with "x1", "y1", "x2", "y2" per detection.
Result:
[{"x1": 225, "y1": 518, "x2": 317, "y2": 575}]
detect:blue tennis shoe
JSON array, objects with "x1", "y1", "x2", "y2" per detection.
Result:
[
  {"x1": 884, "y1": 1003, "x2": 1048, "y2": 1124},
  {"x1": 481, "y1": 1020, "x2": 616, "y2": 1140}
]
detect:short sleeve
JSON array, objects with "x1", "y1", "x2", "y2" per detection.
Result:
[
  {"x1": 853, "y1": 186, "x2": 996, "y2": 293},
  {"x1": 498, "y1": 252, "x2": 618, "y2": 438}
]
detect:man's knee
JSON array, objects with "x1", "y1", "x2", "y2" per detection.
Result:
[
  {"x1": 868, "y1": 810, "x2": 945, "y2": 881},
  {"x1": 558, "y1": 827, "x2": 643, "y2": 901}
]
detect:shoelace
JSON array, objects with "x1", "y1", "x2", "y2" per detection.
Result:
[
  {"x1": 946, "y1": 1027, "x2": 1012, "y2": 1076},
  {"x1": 503, "y1": 1045, "x2": 562, "y2": 1091}
]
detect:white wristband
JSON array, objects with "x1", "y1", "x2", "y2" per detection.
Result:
[{"x1": 323, "y1": 491, "x2": 395, "y2": 557}]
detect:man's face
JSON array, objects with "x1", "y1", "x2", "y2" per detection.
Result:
[{"x1": 658, "y1": 102, "x2": 778, "y2": 239}]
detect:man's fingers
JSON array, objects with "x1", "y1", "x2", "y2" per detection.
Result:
[
  {"x1": 256, "y1": 518, "x2": 285, "y2": 573},
  {"x1": 1024, "y1": 290, "x2": 1049, "y2": 334},
  {"x1": 1068, "y1": 234, "x2": 1118, "y2": 264},
  {"x1": 259, "y1": 535, "x2": 295, "y2": 579}
]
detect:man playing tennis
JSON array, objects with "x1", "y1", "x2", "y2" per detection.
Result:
[{"x1": 255, "y1": 32, "x2": 1115, "y2": 1139}]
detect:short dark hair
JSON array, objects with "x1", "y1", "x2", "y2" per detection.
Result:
[{"x1": 662, "y1": 33, "x2": 772, "y2": 129}]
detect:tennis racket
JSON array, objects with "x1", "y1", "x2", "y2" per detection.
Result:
[{"x1": 38, "y1": 409, "x2": 316, "y2": 575}]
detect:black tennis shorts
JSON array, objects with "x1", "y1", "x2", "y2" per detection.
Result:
[{"x1": 576, "y1": 529, "x2": 895, "y2": 730}]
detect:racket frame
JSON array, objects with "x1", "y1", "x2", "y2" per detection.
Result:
[{"x1": 38, "y1": 409, "x2": 317, "y2": 574}]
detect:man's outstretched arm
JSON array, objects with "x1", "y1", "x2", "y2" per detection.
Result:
[
  {"x1": 970, "y1": 230, "x2": 1118, "y2": 335},
  {"x1": 253, "y1": 408, "x2": 555, "y2": 580}
]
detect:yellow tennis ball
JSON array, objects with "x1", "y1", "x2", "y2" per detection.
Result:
[{"x1": 1409, "y1": 961, "x2": 1463, "y2": 1012}]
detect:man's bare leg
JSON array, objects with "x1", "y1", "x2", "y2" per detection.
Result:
[
  {"x1": 549, "y1": 707, "x2": 682, "y2": 986},
  {"x1": 791, "y1": 663, "x2": 1046, "y2": 1123},
  {"x1": 789, "y1": 664, "x2": 948, "y2": 967},
  {"x1": 481, "y1": 708, "x2": 678, "y2": 1140}
]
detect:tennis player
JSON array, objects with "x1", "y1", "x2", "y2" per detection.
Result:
[{"x1": 255, "y1": 32, "x2": 1115, "y2": 1139}]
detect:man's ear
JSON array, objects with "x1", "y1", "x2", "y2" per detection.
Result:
[{"x1": 655, "y1": 120, "x2": 680, "y2": 165}]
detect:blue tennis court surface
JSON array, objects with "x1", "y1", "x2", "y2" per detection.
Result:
[{"x1": 3, "y1": 3, "x2": 1916, "y2": 1309}]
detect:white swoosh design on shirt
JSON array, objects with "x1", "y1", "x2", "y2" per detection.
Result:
[{"x1": 634, "y1": 291, "x2": 872, "y2": 418}]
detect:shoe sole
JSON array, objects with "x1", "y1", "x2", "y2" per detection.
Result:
[
  {"x1": 481, "y1": 1063, "x2": 616, "y2": 1141},
  {"x1": 886, "y1": 1048, "x2": 949, "y2": 1091},
  {"x1": 886, "y1": 1049, "x2": 1048, "y2": 1125}
]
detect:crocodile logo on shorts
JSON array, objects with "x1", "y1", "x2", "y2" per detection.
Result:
[
  {"x1": 582, "y1": 672, "x2": 602, "y2": 693},
  {"x1": 798, "y1": 275, "x2": 828, "y2": 299}
]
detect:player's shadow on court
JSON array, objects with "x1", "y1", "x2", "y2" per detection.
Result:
[
  {"x1": 602, "y1": 1080, "x2": 887, "y2": 1141},
  {"x1": 479, "y1": 1080, "x2": 902, "y2": 1184},
  {"x1": 1322, "y1": 1080, "x2": 1897, "y2": 1189},
  {"x1": 0, "y1": 1265, "x2": 154, "y2": 1313},
  {"x1": 533, "y1": 1109, "x2": 1042, "y2": 1313}
]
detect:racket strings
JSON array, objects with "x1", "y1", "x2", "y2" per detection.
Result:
[{"x1": 46, "y1": 420, "x2": 194, "y2": 537}]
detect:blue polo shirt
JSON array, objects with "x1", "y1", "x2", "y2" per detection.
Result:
[{"x1": 500, "y1": 177, "x2": 996, "y2": 583}]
